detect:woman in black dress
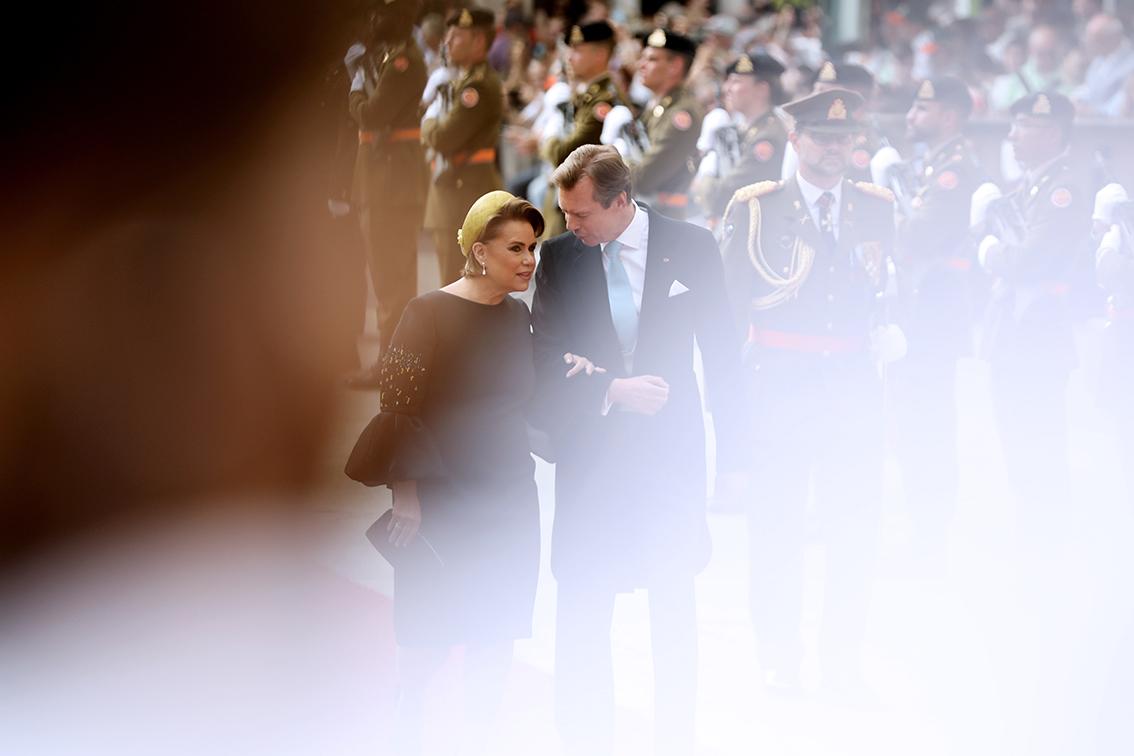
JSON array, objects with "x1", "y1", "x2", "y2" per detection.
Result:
[{"x1": 347, "y1": 191, "x2": 599, "y2": 754}]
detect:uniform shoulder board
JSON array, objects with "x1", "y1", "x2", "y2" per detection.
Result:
[
  {"x1": 852, "y1": 181, "x2": 895, "y2": 202},
  {"x1": 732, "y1": 180, "x2": 782, "y2": 204}
]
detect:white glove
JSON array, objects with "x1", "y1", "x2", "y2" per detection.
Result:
[
  {"x1": 870, "y1": 145, "x2": 902, "y2": 187},
  {"x1": 978, "y1": 234, "x2": 1002, "y2": 271},
  {"x1": 343, "y1": 43, "x2": 366, "y2": 75},
  {"x1": 423, "y1": 95, "x2": 442, "y2": 122},
  {"x1": 350, "y1": 69, "x2": 365, "y2": 93},
  {"x1": 871, "y1": 324, "x2": 907, "y2": 365},
  {"x1": 600, "y1": 105, "x2": 633, "y2": 145},
  {"x1": 1093, "y1": 183, "x2": 1129, "y2": 225},
  {"x1": 970, "y1": 182, "x2": 1003, "y2": 230},
  {"x1": 1096, "y1": 224, "x2": 1123, "y2": 271}
]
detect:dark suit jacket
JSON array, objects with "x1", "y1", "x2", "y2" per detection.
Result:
[{"x1": 530, "y1": 206, "x2": 743, "y2": 590}]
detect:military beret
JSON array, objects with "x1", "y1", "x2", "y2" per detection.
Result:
[
  {"x1": 914, "y1": 76, "x2": 973, "y2": 118},
  {"x1": 566, "y1": 20, "x2": 614, "y2": 46},
  {"x1": 644, "y1": 28, "x2": 697, "y2": 58},
  {"x1": 813, "y1": 61, "x2": 875, "y2": 97},
  {"x1": 446, "y1": 7, "x2": 494, "y2": 29},
  {"x1": 780, "y1": 88, "x2": 866, "y2": 134},
  {"x1": 725, "y1": 53, "x2": 785, "y2": 80},
  {"x1": 1010, "y1": 91, "x2": 1075, "y2": 126}
]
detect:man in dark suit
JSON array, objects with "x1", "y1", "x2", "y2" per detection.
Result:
[
  {"x1": 719, "y1": 88, "x2": 895, "y2": 699},
  {"x1": 531, "y1": 144, "x2": 743, "y2": 756}
]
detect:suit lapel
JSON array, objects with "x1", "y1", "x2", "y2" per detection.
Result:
[
  {"x1": 637, "y1": 207, "x2": 673, "y2": 354},
  {"x1": 566, "y1": 234, "x2": 624, "y2": 371}
]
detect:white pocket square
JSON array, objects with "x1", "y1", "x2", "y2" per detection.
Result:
[{"x1": 668, "y1": 280, "x2": 690, "y2": 297}]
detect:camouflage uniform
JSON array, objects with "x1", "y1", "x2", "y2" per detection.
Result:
[
  {"x1": 423, "y1": 55, "x2": 504, "y2": 284},
  {"x1": 349, "y1": 38, "x2": 428, "y2": 352}
]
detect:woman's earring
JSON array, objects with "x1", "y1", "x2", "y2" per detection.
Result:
[{"x1": 481, "y1": 261, "x2": 487, "y2": 276}]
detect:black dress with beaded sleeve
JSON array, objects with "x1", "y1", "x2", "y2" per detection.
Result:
[{"x1": 346, "y1": 289, "x2": 539, "y2": 646}]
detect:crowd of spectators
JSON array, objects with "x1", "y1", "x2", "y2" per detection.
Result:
[{"x1": 404, "y1": 0, "x2": 1134, "y2": 197}]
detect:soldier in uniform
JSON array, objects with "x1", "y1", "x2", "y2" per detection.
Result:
[
  {"x1": 632, "y1": 29, "x2": 703, "y2": 219},
  {"x1": 344, "y1": 0, "x2": 428, "y2": 388},
  {"x1": 539, "y1": 21, "x2": 624, "y2": 237},
  {"x1": 1095, "y1": 194, "x2": 1134, "y2": 506},
  {"x1": 719, "y1": 89, "x2": 895, "y2": 699},
  {"x1": 694, "y1": 52, "x2": 787, "y2": 224},
  {"x1": 422, "y1": 7, "x2": 504, "y2": 285},
  {"x1": 891, "y1": 77, "x2": 984, "y2": 572},
  {"x1": 972, "y1": 92, "x2": 1090, "y2": 539},
  {"x1": 782, "y1": 62, "x2": 881, "y2": 185}
]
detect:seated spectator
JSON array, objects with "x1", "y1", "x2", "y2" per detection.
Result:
[{"x1": 1075, "y1": 13, "x2": 1134, "y2": 116}]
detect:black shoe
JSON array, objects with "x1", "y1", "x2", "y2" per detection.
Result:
[
  {"x1": 343, "y1": 362, "x2": 382, "y2": 390},
  {"x1": 762, "y1": 667, "x2": 805, "y2": 698}
]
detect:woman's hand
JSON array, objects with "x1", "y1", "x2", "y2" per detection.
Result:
[
  {"x1": 563, "y1": 352, "x2": 607, "y2": 378},
  {"x1": 388, "y1": 481, "x2": 422, "y2": 547}
]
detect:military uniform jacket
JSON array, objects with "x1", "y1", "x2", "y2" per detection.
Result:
[
  {"x1": 848, "y1": 127, "x2": 882, "y2": 184},
  {"x1": 541, "y1": 72, "x2": 623, "y2": 167},
  {"x1": 422, "y1": 61, "x2": 504, "y2": 231},
  {"x1": 349, "y1": 41, "x2": 429, "y2": 211},
  {"x1": 896, "y1": 136, "x2": 984, "y2": 354},
  {"x1": 720, "y1": 177, "x2": 895, "y2": 369},
  {"x1": 704, "y1": 111, "x2": 787, "y2": 219},
  {"x1": 633, "y1": 86, "x2": 703, "y2": 213},
  {"x1": 979, "y1": 155, "x2": 1090, "y2": 369}
]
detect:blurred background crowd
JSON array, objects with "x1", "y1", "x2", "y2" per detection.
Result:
[{"x1": 402, "y1": 0, "x2": 1134, "y2": 189}]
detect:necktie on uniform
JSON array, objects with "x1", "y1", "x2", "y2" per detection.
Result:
[
  {"x1": 603, "y1": 239, "x2": 638, "y2": 359},
  {"x1": 816, "y1": 191, "x2": 837, "y2": 252}
]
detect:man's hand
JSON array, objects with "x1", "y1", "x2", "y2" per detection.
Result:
[
  {"x1": 564, "y1": 352, "x2": 607, "y2": 378},
  {"x1": 608, "y1": 375, "x2": 669, "y2": 415}
]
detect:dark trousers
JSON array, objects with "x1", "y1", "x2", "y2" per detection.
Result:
[
  {"x1": 892, "y1": 348, "x2": 960, "y2": 560},
  {"x1": 360, "y1": 206, "x2": 419, "y2": 352},
  {"x1": 990, "y1": 358, "x2": 1070, "y2": 541},
  {"x1": 555, "y1": 575, "x2": 697, "y2": 756},
  {"x1": 746, "y1": 357, "x2": 883, "y2": 682}
]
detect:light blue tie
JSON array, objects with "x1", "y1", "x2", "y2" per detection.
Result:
[{"x1": 603, "y1": 239, "x2": 638, "y2": 360}]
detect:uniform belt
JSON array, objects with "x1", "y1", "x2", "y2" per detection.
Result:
[
  {"x1": 655, "y1": 192, "x2": 689, "y2": 207},
  {"x1": 358, "y1": 128, "x2": 421, "y2": 145},
  {"x1": 747, "y1": 325, "x2": 864, "y2": 354},
  {"x1": 451, "y1": 148, "x2": 496, "y2": 166}
]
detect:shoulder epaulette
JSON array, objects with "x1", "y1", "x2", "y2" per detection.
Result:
[
  {"x1": 852, "y1": 181, "x2": 894, "y2": 202},
  {"x1": 733, "y1": 180, "x2": 782, "y2": 204}
]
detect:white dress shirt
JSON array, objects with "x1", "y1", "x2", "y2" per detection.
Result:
[
  {"x1": 600, "y1": 202, "x2": 650, "y2": 313},
  {"x1": 795, "y1": 171, "x2": 843, "y2": 241}
]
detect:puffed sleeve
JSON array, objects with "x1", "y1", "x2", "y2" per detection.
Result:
[{"x1": 344, "y1": 298, "x2": 446, "y2": 486}]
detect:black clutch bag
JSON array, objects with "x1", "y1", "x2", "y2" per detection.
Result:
[{"x1": 365, "y1": 509, "x2": 446, "y2": 571}]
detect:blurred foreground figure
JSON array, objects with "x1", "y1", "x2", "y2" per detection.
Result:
[
  {"x1": 720, "y1": 88, "x2": 895, "y2": 702},
  {"x1": 344, "y1": 0, "x2": 429, "y2": 389},
  {"x1": 971, "y1": 92, "x2": 1090, "y2": 539},
  {"x1": 532, "y1": 145, "x2": 743, "y2": 756},
  {"x1": 0, "y1": 3, "x2": 371, "y2": 753}
]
